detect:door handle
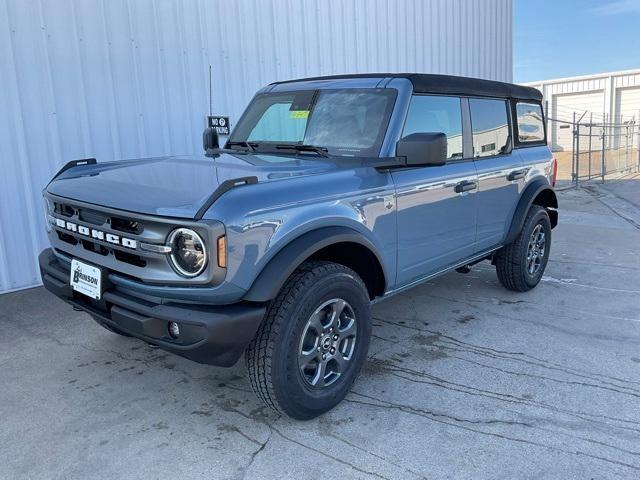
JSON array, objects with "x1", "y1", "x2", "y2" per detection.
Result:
[
  {"x1": 454, "y1": 180, "x2": 477, "y2": 193},
  {"x1": 507, "y1": 169, "x2": 526, "y2": 181}
]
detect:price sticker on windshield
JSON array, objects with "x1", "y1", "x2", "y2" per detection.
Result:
[{"x1": 290, "y1": 111, "x2": 309, "y2": 119}]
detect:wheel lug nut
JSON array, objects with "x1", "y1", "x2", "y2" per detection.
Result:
[
  {"x1": 322, "y1": 354, "x2": 326, "y2": 360},
  {"x1": 330, "y1": 348, "x2": 335, "y2": 354},
  {"x1": 333, "y1": 334, "x2": 339, "y2": 340}
]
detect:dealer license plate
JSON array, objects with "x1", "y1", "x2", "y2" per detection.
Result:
[{"x1": 70, "y1": 259, "x2": 102, "y2": 300}]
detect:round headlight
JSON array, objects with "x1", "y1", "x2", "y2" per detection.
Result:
[{"x1": 168, "y1": 228, "x2": 207, "y2": 277}]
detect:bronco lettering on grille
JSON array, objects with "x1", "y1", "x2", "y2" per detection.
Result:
[{"x1": 54, "y1": 218, "x2": 137, "y2": 249}]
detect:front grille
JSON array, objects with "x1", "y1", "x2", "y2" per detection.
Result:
[
  {"x1": 57, "y1": 230, "x2": 78, "y2": 245},
  {"x1": 54, "y1": 202, "x2": 75, "y2": 217},
  {"x1": 45, "y1": 193, "x2": 225, "y2": 286},
  {"x1": 78, "y1": 207, "x2": 108, "y2": 225},
  {"x1": 65, "y1": 203, "x2": 143, "y2": 236},
  {"x1": 80, "y1": 239, "x2": 109, "y2": 256},
  {"x1": 113, "y1": 249, "x2": 146, "y2": 267},
  {"x1": 110, "y1": 216, "x2": 143, "y2": 235},
  {"x1": 52, "y1": 200, "x2": 147, "y2": 268},
  {"x1": 59, "y1": 229, "x2": 143, "y2": 267}
]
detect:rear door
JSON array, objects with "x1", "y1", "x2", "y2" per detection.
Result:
[
  {"x1": 392, "y1": 95, "x2": 478, "y2": 287},
  {"x1": 468, "y1": 97, "x2": 525, "y2": 252}
]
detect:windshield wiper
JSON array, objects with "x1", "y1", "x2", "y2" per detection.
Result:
[
  {"x1": 226, "y1": 141, "x2": 258, "y2": 151},
  {"x1": 275, "y1": 144, "x2": 329, "y2": 157}
]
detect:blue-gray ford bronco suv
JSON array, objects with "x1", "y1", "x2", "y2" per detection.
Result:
[{"x1": 39, "y1": 73, "x2": 557, "y2": 419}]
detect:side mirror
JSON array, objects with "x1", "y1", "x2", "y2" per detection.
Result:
[
  {"x1": 203, "y1": 127, "x2": 220, "y2": 153},
  {"x1": 396, "y1": 132, "x2": 447, "y2": 167}
]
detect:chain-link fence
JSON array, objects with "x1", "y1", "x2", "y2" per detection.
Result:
[{"x1": 546, "y1": 104, "x2": 640, "y2": 186}]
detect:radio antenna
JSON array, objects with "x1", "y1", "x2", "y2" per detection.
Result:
[
  {"x1": 202, "y1": 64, "x2": 219, "y2": 155},
  {"x1": 208, "y1": 65, "x2": 213, "y2": 116}
]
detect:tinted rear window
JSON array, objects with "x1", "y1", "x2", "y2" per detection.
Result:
[
  {"x1": 516, "y1": 102, "x2": 545, "y2": 143},
  {"x1": 469, "y1": 98, "x2": 510, "y2": 158}
]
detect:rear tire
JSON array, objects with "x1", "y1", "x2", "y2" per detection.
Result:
[
  {"x1": 245, "y1": 261, "x2": 371, "y2": 420},
  {"x1": 495, "y1": 205, "x2": 551, "y2": 292}
]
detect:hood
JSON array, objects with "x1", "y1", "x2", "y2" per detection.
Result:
[{"x1": 46, "y1": 153, "x2": 344, "y2": 218}]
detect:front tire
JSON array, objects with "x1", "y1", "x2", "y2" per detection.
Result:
[
  {"x1": 246, "y1": 261, "x2": 371, "y2": 420},
  {"x1": 495, "y1": 205, "x2": 551, "y2": 292}
]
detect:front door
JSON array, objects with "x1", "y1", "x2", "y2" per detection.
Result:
[{"x1": 392, "y1": 95, "x2": 478, "y2": 288}]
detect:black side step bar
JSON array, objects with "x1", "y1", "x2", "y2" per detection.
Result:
[{"x1": 194, "y1": 176, "x2": 258, "y2": 220}]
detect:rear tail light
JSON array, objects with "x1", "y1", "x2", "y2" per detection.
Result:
[{"x1": 551, "y1": 157, "x2": 558, "y2": 187}]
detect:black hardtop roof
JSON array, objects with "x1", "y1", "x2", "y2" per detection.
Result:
[{"x1": 271, "y1": 73, "x2": 542, "y2": 102}]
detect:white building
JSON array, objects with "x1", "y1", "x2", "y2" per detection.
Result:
[
  {"x1": 0, "y1": 0, "x2": 513, "y2": 293},
  {"x1": 523, "y1": 69, "x2": 640, "y2": 152}
]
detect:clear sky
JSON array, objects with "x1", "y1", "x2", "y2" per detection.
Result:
[{"x1": 514, "y1": 0, "x2": 640, "y2": 83}]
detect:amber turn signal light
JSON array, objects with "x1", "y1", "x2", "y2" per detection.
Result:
[{"x1": 217, "y1": 235, "x2": 227, "y2": 268}]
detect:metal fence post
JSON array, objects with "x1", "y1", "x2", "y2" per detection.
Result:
[
  {"x1": 572, "y1": 112, "x2": 577, "y2": 184},
  {"x1": 575, "y1": 119, "x2": 580, "y2": 187},
  {"x1": 625, "y1": 123, "x2": 630, "y2": 173},
  {"x1": 637, "y1": 110, "x2": 640, "y2": 173},
  {"x1": 601, "y1": 112, "x2": 606, "y2": 183},
  {"x1": 589, "y1": 112, "x2": 593, "y2": 180}
]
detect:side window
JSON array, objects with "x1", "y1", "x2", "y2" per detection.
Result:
[
  {"x1": 516, "y1": 102, "x2": 545, "y2": 143},
  {"x1": 469, "y1": 98, "x2": 510, "y2": 158},
  {"x1": 403, "y1": 95, "x2": 463, "y2": 160}
]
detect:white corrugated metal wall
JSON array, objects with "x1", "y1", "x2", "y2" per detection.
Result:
[{"x1": 0, "y1": 0, "x2": 513, "y2": 293}]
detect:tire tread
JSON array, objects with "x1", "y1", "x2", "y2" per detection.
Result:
[
  {"x1": 495, "y1": 205, "x2": 549, "y2": 292},
  {"x1": 245, "y1": 260, "x2": 366, "y2": 415}
]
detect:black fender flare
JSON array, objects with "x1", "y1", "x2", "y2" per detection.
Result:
[
  {"x1": 47, "y1": 158, "x2": 97, "y2": 186},
  {"x1": 504, "y1": 178, "x2": 558, "y2": 245},
  {"x1": 243, "y1": 226, "x2": 386, "y2": 303}
]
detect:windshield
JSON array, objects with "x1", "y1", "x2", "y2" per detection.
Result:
[{"x1": 228, "y1": 88, "x2": 397, "y2": 157}]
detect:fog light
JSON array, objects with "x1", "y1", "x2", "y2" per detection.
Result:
[{"x1": 168, "y1": 321, "x2": 180, "y2": 339}]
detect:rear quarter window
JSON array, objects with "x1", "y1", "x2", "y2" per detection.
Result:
[{"x1": 516, "y1": 102, "x2": 545, "y2": 143}]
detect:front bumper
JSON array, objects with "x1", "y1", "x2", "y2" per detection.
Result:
[{"x1": 38, "y1": 248, "x2": 266, "y2": 367}]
